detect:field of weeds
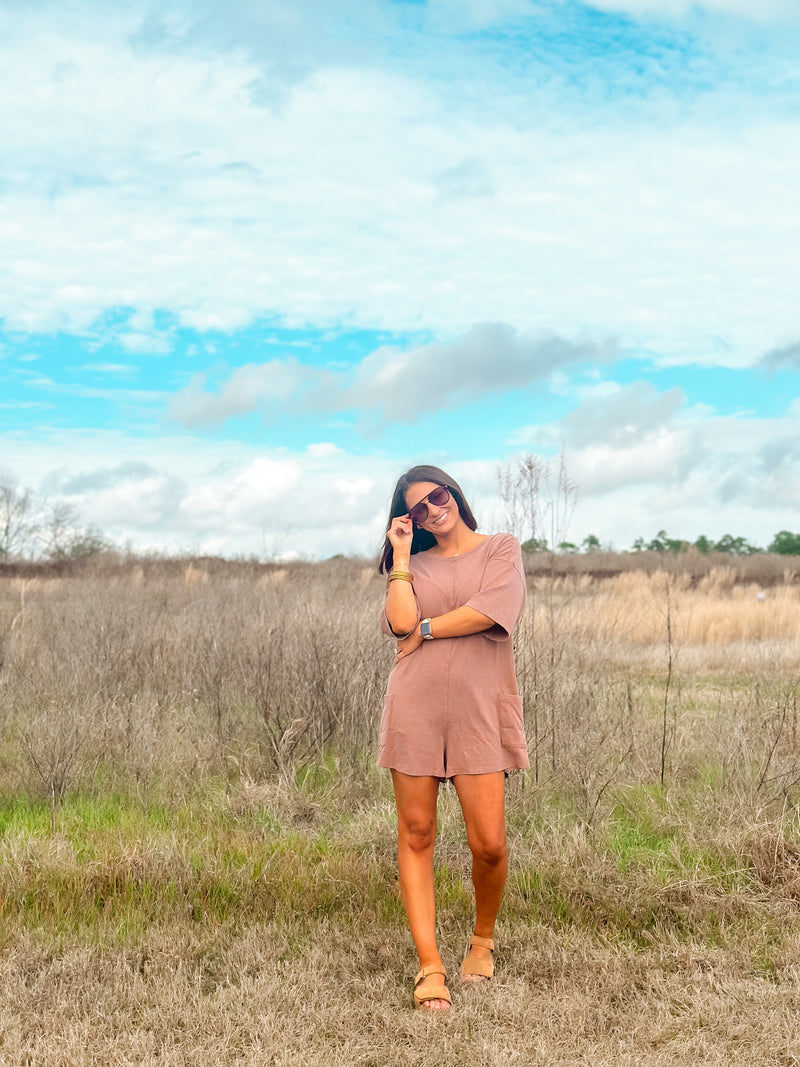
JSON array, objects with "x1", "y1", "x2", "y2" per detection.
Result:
[{"x1": 1, "y1": 555, "x2": 800, "y2": 1065}]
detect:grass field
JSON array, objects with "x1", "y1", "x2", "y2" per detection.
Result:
[{"x1": 1, "y1": 554, "x2": 800, "y2": 1065}]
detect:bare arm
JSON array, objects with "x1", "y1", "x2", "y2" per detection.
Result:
[
  {"x1": 395, "y1": 605, "x2": 494, "y2": 659},
  {"x1": 384, "y1": 514, "x2": 419, "y2": 636},
  {"x1": 425, "y1": 606, "x2": 494, "y2": 638}
]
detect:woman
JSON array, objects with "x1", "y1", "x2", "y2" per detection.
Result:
[{"x1": 378, "y1": 464, "x2": 528, "y2": 1011}]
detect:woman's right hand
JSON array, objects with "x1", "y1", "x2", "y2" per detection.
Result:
[{"x1": 387, "y1": 515, "x2": 414, "y2": 554}]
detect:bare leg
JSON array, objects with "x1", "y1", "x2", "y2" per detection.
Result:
[
  {"x1": 451, "y1": 771, "x2": 508, "y2": 980},
  {"x1": 391, "y1": 769, "x2": 449, "y2": 1009}
]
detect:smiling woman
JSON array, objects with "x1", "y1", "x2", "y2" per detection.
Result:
[{"x1": 376, "y1": 463, "x2": 528, "y2": 1010}]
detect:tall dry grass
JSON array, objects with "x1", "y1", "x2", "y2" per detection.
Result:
[
  {"x1": 0, "y1": 559, "x2": 391, "y2": 798},
  {"x1": 2, "y1": 555, "x2": 800, "y2": 1064},
  {"x1": 1, "y1": 558, "x2": 797, "y2": 795}
]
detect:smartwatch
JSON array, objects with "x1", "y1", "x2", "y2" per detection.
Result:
[{"x1": 420, "y1": 618, "x2": 433, "y2": 640}]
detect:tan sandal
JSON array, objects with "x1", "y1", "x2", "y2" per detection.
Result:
[
  {"x1": 413, "y1": 964, "x2": 451, "y2": 1010},
  {"x1": 460, "y1": 934, "x2": 494, "y2": 981}
]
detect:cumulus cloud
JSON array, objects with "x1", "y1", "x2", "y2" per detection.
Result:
[
  {"x1": 45, "y1": 461, "x2": 161, "y2": 494},
  {"x1": 166, "y1": 324, "x2": 613, "y2": 428},
  {"x1": 343, "y1": 324, "x2": 614, "y2": 423},
  {"x1": 505, "y1": 382, "x2": 800, "y2": 548},
  {"x1": 548, "y1": 381, "x2": 685, "y2": 450},
  {"x1": 1, "y1": 1, "x2": 799, "y2": 366},
  {"x1": 42, "y1": 460, "x2": 187, "y2": 527},
  {"x1": 760, "y1": 340, "x2": 800, "y2": 373},
  {"x1": 4, "y1": 397, "x2": 800, "y2": 557},
  {"x1": 1, "y1": 430, "x2": 406, "y2": 558},
  {"x1": 512, "y1": 385, "x2": 692, "y2": 497},
  {"x1": 168, "y1": 359, "x2": 311, "y2": 427}
]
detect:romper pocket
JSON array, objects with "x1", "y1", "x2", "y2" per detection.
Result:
[
  {"x1": 498, "y1": 694, "x2": 526, "y2": 749},
  {"x1": 377, "y1": 698, "x2": 393, "y2": 750}
]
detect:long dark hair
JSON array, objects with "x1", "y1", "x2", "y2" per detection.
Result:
[{"x1": 378, "y1": 464, "x2": 478, "y2": 573}]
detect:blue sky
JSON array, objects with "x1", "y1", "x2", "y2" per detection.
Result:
[{"x1": 2, "y1": 0, "x2": 799, "y2": 558}]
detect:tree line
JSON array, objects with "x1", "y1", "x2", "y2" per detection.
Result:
[
  {"x1": 549, "y1": 530, "x2": 800, "y2": 556},
  {"x1": 4, "y1": 469, "x2": 800, "y2": 562},
  {"x1": 496, "y1": 455, "x2": 800, "y2": 557},
  {"x1": 0, "y1": 482, "x2": 111, "y2": 562}
]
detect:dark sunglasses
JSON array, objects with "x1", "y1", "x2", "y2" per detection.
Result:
[{"x1": 407, "y1": 485, "x2": 451, "y2": 526}]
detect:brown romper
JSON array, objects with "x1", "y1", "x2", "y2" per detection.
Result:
[{"x1": 378, "y1": 532, "x2": 529, "y2": 779}]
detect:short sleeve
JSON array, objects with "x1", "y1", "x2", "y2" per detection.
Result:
[{"x1": 465, "y1": 534, "x2": 526, "y2": 641}]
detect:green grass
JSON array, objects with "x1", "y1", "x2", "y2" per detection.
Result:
[
  {"x1": 3, "y1": 768, "x2": 800, "y2": 1065},
  {"x1": 1, "y1": 769, "x2": 789, "y2": 954},
  {"x1": 0, "y1": 782, "x2": 403, "y2": 942}
]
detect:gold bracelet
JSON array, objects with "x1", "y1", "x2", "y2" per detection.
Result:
[{"x1": 389, "y1": 570, "x2": 414, "y2": 583}]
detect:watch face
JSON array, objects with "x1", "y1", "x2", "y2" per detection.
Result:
[{"x1": 420, "y1": 619, "x2": 432, "y2": 638}]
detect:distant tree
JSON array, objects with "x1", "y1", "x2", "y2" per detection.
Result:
[
  {"x1": 497, "y1": 451, "x2": 576, "y2": 552},
  {"x1": 50, "y1": 525, "x2": 112, "y2": 561},
  {"x1": 558, "y1": 541, "x2": 578, "y2": 553},
  {"x1": 713, "y1": 534, "x2": 762, "y2": 556},
  {"x1": 646, "y1": 530, "x2": 685, "y2": 553},
  {"x1": 497, "y1": 454, "x2": 546, "y2": 545},
  {"x1": 581, "y1": 534, "x2": 602, "y2": 553},
  {"x1": 41, "y1": 501, "x2": 80, "y2": 560},
  {"x1": 0, "y1": 482, "x2": 112, "y2": 561},
  {"x1": 768, "y1": 530, "x2": 800, "y2": 556},
  {"x1": 631, "y1": 536, "x2": 647, "y2": 552},
  {"x1": 0, "y1": 481, "x2": 35, "y2": 559},
  {"x1": 694, "y1": 535, "x2": 713, "y2": 554},
  {"x1": 520, "y1": 536, "x2": 548, "y2": 554}
]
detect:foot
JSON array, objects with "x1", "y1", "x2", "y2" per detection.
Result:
[
  {"x1": 460, "y1": 934, "x2": 494, "y2": 983},
  {"x1": 462, "y1": 943, "x2": 492, "y2": 982},
  {"x1": 413, "y1": 964, "x2": 451, "y2": 1010}
]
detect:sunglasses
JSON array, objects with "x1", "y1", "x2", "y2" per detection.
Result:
[{"x1": 407, "y1": 485, "x2": 452, "y2": 526}]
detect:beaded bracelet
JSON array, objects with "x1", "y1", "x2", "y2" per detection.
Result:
[{"x1": 388, "y1": 570, "x2": 414, "y2": 583}]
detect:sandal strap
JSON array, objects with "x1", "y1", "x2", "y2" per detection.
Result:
[
  {"x1": 414, "y1": 983, "x2": 452, "y2": 1006},
  {"x1": 461, "y1": 956, "x2": 493, "y2": 979},
  {"x1": 469, "y1": 935, "x2": 494, "y2": 951},
  {"x1": 414, "y1": 965, "x2": 451, "y2": 1007}
]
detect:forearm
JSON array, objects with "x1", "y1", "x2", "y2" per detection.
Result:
[
  {"x1": 384, "y1": 554, "x2": 419, "y2": 635},
  {"x1": 425, "y1": 606, "x2": 494, "y2": 638},
  {"x1": 394, "y1": 604, "x2": 496, "y2": 660}
]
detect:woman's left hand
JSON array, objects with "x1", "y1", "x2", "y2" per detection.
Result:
[{"x1": 395, "y1": 625, "x2": 423, "y2": 660}]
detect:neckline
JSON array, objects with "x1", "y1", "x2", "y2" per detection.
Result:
[{"x1": 421, "y1": 533, "x2": 493, "y2": 561}]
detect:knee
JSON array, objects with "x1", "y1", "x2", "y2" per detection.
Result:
[
  {"x1": 470, "y1": 837, "x2": 507, "y2": 868},
  {"x1": 400, "y1": 817, "x2": 437, "y2": 854}
]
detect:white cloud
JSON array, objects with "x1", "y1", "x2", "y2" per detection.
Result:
[
  {"x1": 507, "y1": 383, "x2": 800, "y2": 548},
  {"x1": 118, "y1": 332, "x2": 172, "y2": 355},
  {"x1": 168, "y1": 360, "x2": 311, "y2": 426},
  {"x1": 343, "y1": 325, "x2": 614, "y2": 423},
  {"x1": 3, "y1": 404, "x2": 799, "y2": 558},
  {"x1": 1, "y1": 5, "x2": 799, "y2": 367},
  {"x1": 541, "y1": 381, "x2": 686, "y2": 450},
  {"x1": 4, "y1": 429, "x2": 403, "y2": 558},
  {"x1": 166, "y1": 324, "x2": 613, "y2": 428},
  {"x1": 74, "y1": 363, "x2": 135, "y2": 374},
  {"x1": 761, "y1": 340, "x2": 800, "y2": 373},
  {"x1": 585, "y1": 0, "x2": 798, "y2": 18}
]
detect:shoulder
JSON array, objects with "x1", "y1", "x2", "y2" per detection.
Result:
[{"x1": 486, "y1": 532, "x2": 521, "y2": 555}]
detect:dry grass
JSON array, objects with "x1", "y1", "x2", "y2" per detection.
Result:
[
  {"x1": 1, "y1": 555, "x2": 800, "y2": 1064},
  {"x1": 537, "y1": 568, "x2": 800, "y2": 649}
]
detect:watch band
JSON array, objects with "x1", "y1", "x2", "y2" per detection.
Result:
[{"x1": 420, "y1": 618, "x2": 433, "y2": 640}]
